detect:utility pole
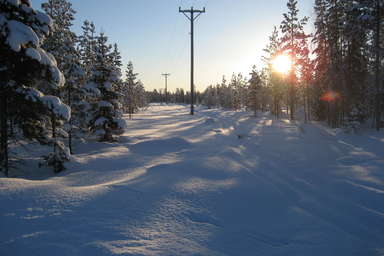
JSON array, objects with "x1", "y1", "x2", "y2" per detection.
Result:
[
  {"x1": 162, "y1": 73, "x2": 171, "y2": 104},
  {"x1": 179, "y1": 6, "x2": 205, "y2": 115}
]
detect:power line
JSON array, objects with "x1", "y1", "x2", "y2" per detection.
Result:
[{"x1": 179, "y1": 6, "x2": 205, "y2": 115}]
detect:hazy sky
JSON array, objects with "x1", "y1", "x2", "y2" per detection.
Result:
[{"x1": 32, "y1": 0, "x2": 314, "y2": 92}]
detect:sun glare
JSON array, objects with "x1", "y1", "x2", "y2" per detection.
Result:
[
  {"x1": 272, "y1": 54, "x2": 292, "y2": 74},
  {"x1": 320, "y1": 91, "x2": 340, "y2": 102}
]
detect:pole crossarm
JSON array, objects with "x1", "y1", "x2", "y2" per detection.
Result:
[
  {"x1": 179, "y1": 7, "x2": 205, "y2": 21},
  {"x1": 179, "y1": 7, "x2": 206, "y2": 18}
]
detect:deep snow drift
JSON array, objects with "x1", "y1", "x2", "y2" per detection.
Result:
[{"x1": 1, "y1": 104, "x2": 384, "y2": 256}]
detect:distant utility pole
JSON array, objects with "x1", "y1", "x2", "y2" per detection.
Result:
[
  {"x1": 179, "y1": 6, "x2": 205, "y2": 115},
  {"x1": 162, "y1": 73, "x2": 171, "y2": 104}
]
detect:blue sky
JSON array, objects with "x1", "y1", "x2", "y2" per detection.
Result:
[{"x1": 32, "y1": 0, "x2": 314, "y2": 92}]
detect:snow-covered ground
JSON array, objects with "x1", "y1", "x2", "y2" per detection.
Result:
[{"x1": 1, "y1": 104, "x2": 384, "y2": 256}]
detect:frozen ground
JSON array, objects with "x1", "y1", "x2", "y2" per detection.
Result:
[{"x1": 1, "y1": 104, "x2": 384, "y2": 256}]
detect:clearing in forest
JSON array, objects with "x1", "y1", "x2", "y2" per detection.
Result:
[{"x1": 1, "y1": 105, "x2": 384, "y2": 256}]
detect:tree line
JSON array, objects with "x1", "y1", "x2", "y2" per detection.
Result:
[{"x1": 200, "y1": 0, "x2": 383, "y2": 131}]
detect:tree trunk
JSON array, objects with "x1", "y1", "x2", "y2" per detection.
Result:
[
  {"x1": 375, "y1": 0, "x2": 382, "y2": 131},
  {"x1": 0, "y1": 91, "x2": 9, "y2": 177},
  {"x1": 102, "y1": 122, "x2": 113, "y2": 142},
  {"x1": 67, "y1": 84, "x2": 73, "y2": 154},
  {"x1": 51, "y1": 112, "x2": 61, "y2": 173},
  {"x1": 304, "y1": 85, "x2": 308, "y2": 123},
  {"x1": 289, "y1": 83, "x2": 295, "y2": 120}
]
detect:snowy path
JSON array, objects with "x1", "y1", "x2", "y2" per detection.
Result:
[{"x1": 1, "y1": 105, "x2": 384, "y2": 256}]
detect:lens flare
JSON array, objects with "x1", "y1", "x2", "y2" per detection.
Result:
[
  {"x1": 272, "y1": 54, "x2": 292, "y2": 74},
  {"x1": 320, "y1": 91, "x2": 340, "y2": 102}
]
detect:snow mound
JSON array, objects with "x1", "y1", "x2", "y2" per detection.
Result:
[
  {"x1": 130, "y1": 137, "x2": 192, "y2": 156},
  {"x1": 204, "y1": 117, "x2": 217, "y2": 125}
]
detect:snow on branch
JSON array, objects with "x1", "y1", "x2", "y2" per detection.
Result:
[
  {"x1": 6, "y1": 20, "x2": 39, "y2": 52},
  {"x1": 42, "y1": 95, "x2": 71, "y2": 121},
  {"x1": 98, "y1": 101, "x2": 113, "y2": 108},
  {"x1": 16, "y1": 86, "x2": 71, "y2": 121}
]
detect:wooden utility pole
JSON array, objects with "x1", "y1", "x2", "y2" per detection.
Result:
[
  {"x1": 162, "y1": 73, "x2": 171, "y2": 104},
  {"x1": 179, "y1": 6, "x2": 205, "y2": 115}
]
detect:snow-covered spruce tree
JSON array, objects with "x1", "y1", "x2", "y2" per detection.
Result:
[
  {"x1": 76, "y1": 20, "x2": 102, "y2": 133},
  {"x1": 247, "y1": 66, "x2": 264, "y2": 116},
  {"x1": 218, "y1": 76, "x2": 229, "y2": 108},
  {"x1": 41, "y1": 0, "x2": 76, "y2": 71},
  {"x1": 62, "y1": 51, "x2": 85, "y2": 153},
  {"x1": 79, "y1": 20, "x2": 96, "y2": 80},
  {"x1": 88, "y1": 33, "x2": 126, "y2": 142},
  {"x1": 41, "y1": 0, "x2": 86, "y2": 154},
  {"x1": 228, "y1": 74, "x2": 238, "y2": 110},
  {"x1": 203, "y1": 85, "x2": 218, "y2": 109},
  {"x1": 0, "y1": 0, "x2": 70, "y2": 175},
  {"x1": 123, "y1": 61, "x2": 142, "y2": 119},
  {"x1": 111, "y1": 43, "x2": 122, "y2": 71},
  {"x1": 135, "y1": 80, "x2": 147, "y2": 109},
  {"x1": 110, "y1": 43, "x2": 125, "y2": 106},
  {"x1": 258, "y1": 69, "x2": 271, "y2": 112}
]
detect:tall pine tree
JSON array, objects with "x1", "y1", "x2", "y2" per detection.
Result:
[{"x1": 280, "y1": 0, "x2": 309, "y2": 120}]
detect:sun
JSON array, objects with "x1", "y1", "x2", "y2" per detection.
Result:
[{"x1": 272, "y1": 54, "x2": 292, "y2": 74}]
